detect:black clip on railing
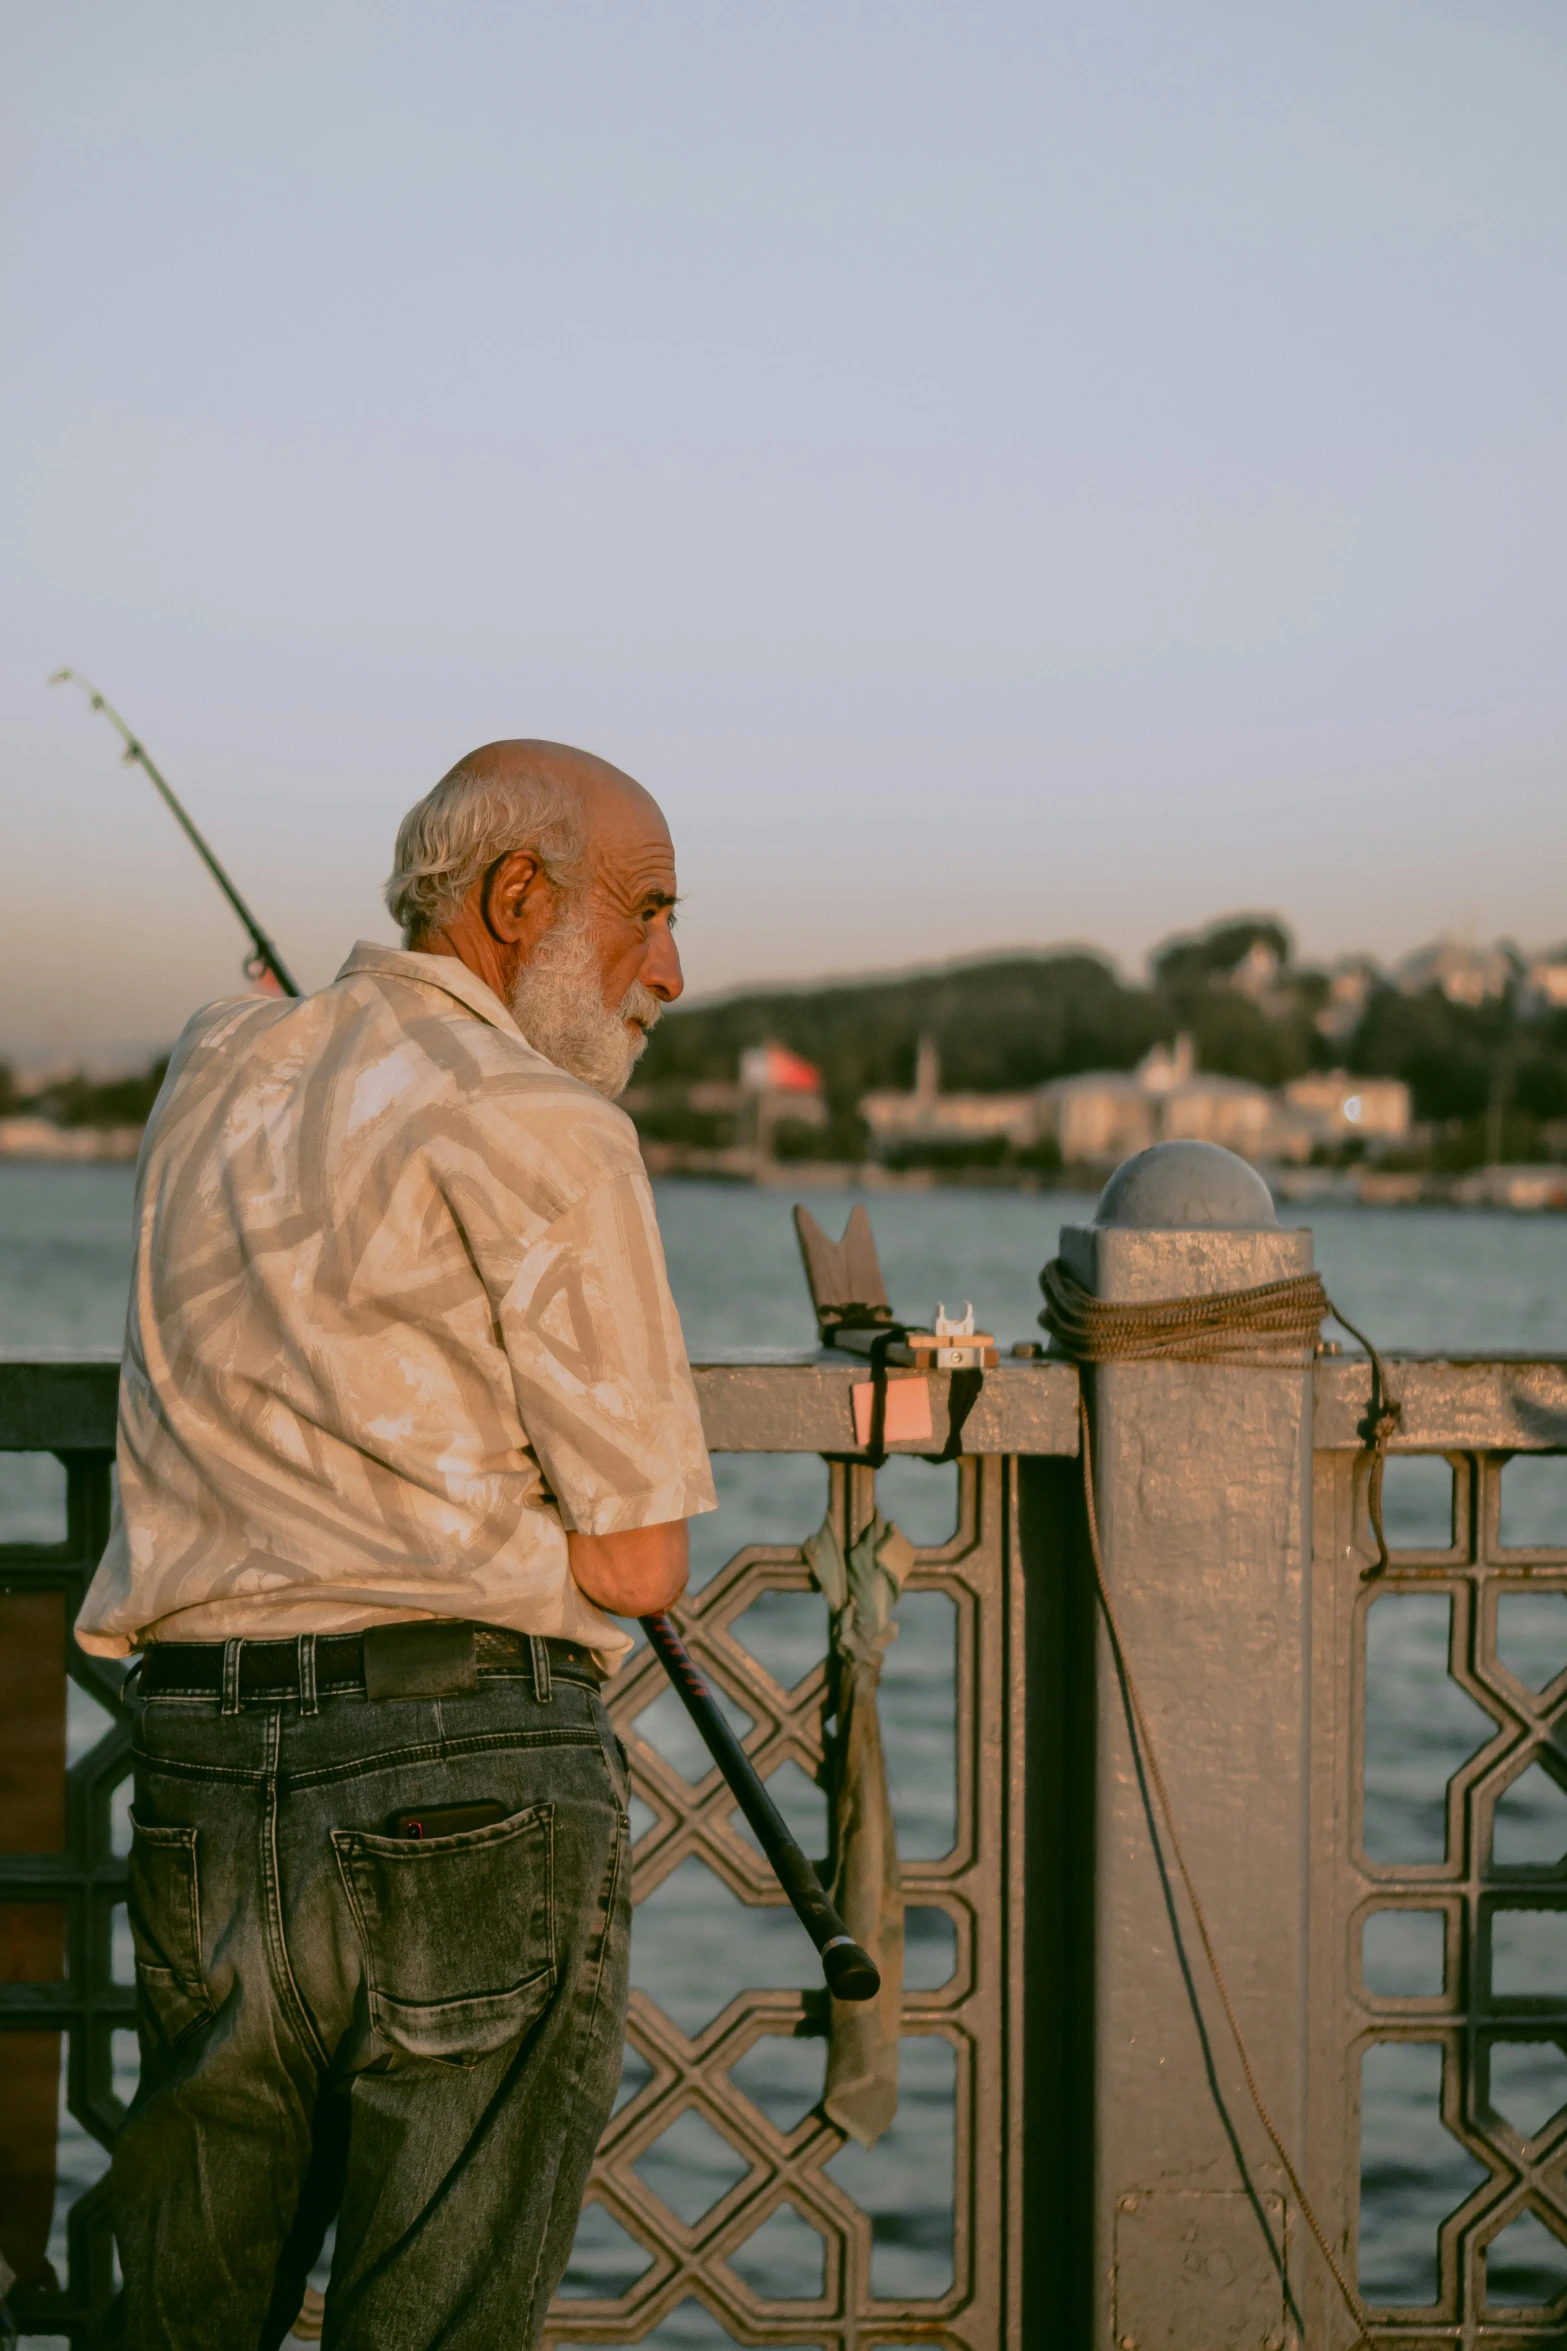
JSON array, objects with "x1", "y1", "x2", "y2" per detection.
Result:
[{"x1": 793, "y1": 1203, "x2": 987, "y2": 1468}]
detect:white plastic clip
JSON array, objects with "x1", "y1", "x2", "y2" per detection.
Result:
[{"x1": 931, "y1": 1301, "x2": 983, "y2": 1369}]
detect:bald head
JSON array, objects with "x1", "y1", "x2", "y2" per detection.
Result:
[
  {"x1": 384, "y1": 737, "x2": 682, "y2": 1093},
  {"x1": 446, "y1": 738, "x2": 663, "y2": 836}
]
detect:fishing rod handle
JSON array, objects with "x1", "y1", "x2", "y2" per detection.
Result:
[{"x1": 640, "y1": 1611, "x2": 881, "y2": 2004}]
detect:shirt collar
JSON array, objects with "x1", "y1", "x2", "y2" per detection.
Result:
[{"x1": 337, "y1": 940, "x2": 525, "y2": 1040}]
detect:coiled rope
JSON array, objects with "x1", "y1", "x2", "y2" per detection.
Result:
[
  {"x1": 1039, "y1": 1256, "x2": 1395, "y2": 2349},
  {"x1": 1038, "y1": 1259, "x2": 1401, "y2": 1575}
]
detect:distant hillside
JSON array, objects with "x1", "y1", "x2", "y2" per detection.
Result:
[
  {"x1": 6, "y1": 915, "x2": 1567, "y2": 1177},
  {"x1": 639, "y1": 952, "x2": 1162, "y2": 1101},
  {"x1": 636, "y1": 913, "x2": 1567, "y2": 1169},
  {"x1": 0, "y1": 1059, "x2": 169, "y2": 1128},
  {"x1": 640, "y1": 919, "x2": 1325, "y2": 1108}
]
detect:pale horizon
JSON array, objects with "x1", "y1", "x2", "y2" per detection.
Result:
[{"x1": 5, "y1": 3, "x2": 1566, "y2": 1067}]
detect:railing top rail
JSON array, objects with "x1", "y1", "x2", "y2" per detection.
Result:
[
  {"x1": 1313, "y1": 1352, "x2": 1567, "y2": 1453},
  {"x1": 689, "y1": 1354, "x2": 1080, "y2": 1452},
  {"x1": 0, "y1": 1349, "x2": 1085, "y2": 1457},
  {"x1": 3, "y1": 1351, "x2": 1566, "y2": 1456}
]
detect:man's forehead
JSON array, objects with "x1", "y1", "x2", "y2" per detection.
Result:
[
  {"x1": 579, "y1": 774, "x2": 676, "y2": 894},
  {"x1": 595, "y1": 819, "x2": 677, "y2": 903}
]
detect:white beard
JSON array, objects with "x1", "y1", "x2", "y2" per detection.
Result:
[{"x1": 507, "y1": 907, "x2": 661, "y2": 1099}]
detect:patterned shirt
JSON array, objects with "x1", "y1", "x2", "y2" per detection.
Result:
[{"x1": 76, "y1": 941, "x2": 715, "y2": 1668}]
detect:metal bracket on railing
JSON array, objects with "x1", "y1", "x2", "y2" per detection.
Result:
[
  {"x1": 792, "y1": 1204, "x2": 990, "y2": 1463},
  {"x1": 792, "y1": 1204, "x2": 897, "y2": 1346}
]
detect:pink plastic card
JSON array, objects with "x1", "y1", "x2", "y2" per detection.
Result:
[{"x1": 851, "y1": 1377, "x2": 934, "y2": 1447}]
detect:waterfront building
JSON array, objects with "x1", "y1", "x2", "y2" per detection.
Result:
[
  {"x1": 1314, "y1": 954, "x2": 1381, "y2": 1042},
  {"x1": 1028, "y1": 1071, "x2": 1155, "y2": 1165},
  {"x1": 1523, "y1": 944, "x2": 1567, "y2": 1010},
  {"x1": 0, "y1": 1116, "x2": 143, "y2": 1162},
  {"x1": 866, "y1": 1031, "x2": 1346, "y2": 1170},
  {"x1": 1396, "y1": 936, "x2": 1516, "y2": 1005},
  {"x1": 859, "y1": 1037, "x2": 1034, "y2": 1150},
  {"x1": 1157, "y1": 1068, "x2": 1302, "y2": 1159},
  {"x1": 1282, "y1": 1069, "x2": 1411, "y2": 1143}
]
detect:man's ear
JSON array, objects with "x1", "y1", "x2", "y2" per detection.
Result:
[{"x1": 483, "y1": 850, "x2": 549, "y2": 945}]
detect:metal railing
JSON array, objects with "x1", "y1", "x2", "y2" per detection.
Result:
[
  {"x1": 3, "y1": 1349, "x2": 1567, "y2": 2345},
  {"x1": 1308, "y1": 1359, "x2": 1567, "y2": 2347},
  {"x1": 0, "y1": 1353, "x2": 1072, "y2": 2349}
]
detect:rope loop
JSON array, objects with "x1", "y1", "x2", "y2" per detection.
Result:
[
  {"x1": 1038, "y1": 1257, "x2": 1401, "y2": 1574},
  {"x1": 1038, "y1": 1258, "x2": 1329, "y2": 1364}
]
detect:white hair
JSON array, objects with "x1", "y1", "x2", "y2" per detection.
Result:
[{"x1": 385, "y1": 760, "x2": 588, "y2": 943}]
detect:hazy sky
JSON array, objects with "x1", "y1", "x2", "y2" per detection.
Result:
[{"x1": 4, "y1": 3, "x2": 1565, "y2": 1066}]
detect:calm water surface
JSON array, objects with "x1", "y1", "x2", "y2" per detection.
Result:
[{"x1": 5, "y1": 1166, "x2": 1567, "y2": 2334}]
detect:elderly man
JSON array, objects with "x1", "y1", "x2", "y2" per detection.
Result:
[{"x1": 77, "y1": 743, "x2": 716, "y2": 2350}]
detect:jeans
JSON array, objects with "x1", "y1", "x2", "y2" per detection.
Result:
[{"x1": 115, "y1": 1650, "x2": 631, "y2": 2351}]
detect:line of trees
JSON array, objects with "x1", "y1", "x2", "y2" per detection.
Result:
[
  {"x1": 633, "y1": 916, "x2": 1567, "y2": 1169},
  {"x1": 0, "y1": 1061, "x2": 168, "y2": 1128}
]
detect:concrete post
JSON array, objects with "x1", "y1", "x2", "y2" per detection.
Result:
[{"x1": 1060, "y1": 1142, "x2": 1315, "y2": 2350}]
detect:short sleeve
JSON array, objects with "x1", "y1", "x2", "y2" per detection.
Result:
[{"x1": 491, "y1": 1166, "x2": 717, "y2": 1535}]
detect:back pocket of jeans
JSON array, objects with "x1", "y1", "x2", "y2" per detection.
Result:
[
  {"x1": 127, "y1": 1814, "x2": 217, "y2": 2045},
  {"x1": 331, "y1": 1802, "x2": 557, "y2": 2063}
]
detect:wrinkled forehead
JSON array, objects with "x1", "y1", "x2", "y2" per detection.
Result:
[{"x1": 579, "y1": 772, "x2": 677, "y2": 903}]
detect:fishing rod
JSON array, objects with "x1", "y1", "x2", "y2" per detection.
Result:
[
  {"x1": 52, "y1": 670, "x2": 879, "y2": 2004},
  {"x1": 642, "y1": 1611, "x2": 878, "y2": 2000},
  {"x1": 49, "y1": 669, "x2": 300, "y2": 997}
]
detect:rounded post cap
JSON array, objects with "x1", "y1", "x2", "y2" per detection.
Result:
[{"x1": 1096, "y1": 1141, "x2": 1278, "y2": 1230}]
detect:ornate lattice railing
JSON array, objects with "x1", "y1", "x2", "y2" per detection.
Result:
[
  {"x1": 556, "y1": 1453, "x2": 1011, "y2": 2348},
  {"x1": 0, "y1": 1353, "x2": 1071, "y2": 2349},
  {"x1": 0, "y1": 1356, "x2": 125, "y2": 2347},
  {"x1": 5, "y1": 1351, "x2": 1567, "y2": 2346},
  {"x1": 1309, "y1": 1363, "x2": 1567, "y2": 2346}
]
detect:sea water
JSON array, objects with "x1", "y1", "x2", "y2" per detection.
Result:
[{"x1": 5, "y1": 1165, "x2": 1567, "y2": 2336}]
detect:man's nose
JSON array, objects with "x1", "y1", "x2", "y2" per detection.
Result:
[{"x1": 643, "y1": 922, "x2": 683, "y2": 1003}]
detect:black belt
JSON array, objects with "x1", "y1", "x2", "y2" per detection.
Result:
[{"x1": 139, "y1": 1621, "x2": 604, "y2": 1703}]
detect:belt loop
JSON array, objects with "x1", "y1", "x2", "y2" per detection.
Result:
[
  {"x1": 221, "y1": 1638, "x2": 244, "y2": 1716},
  {"x1": 529, "y1": 1635, "x2": 552, "y2": 1705},
  {"x1": 297, "y1": 1633, "x2": 319, "y2": 1717}
]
